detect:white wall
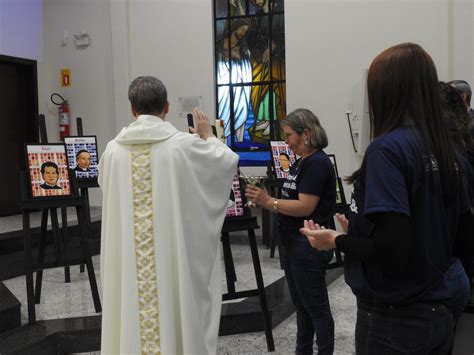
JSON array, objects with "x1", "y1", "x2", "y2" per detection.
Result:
[
  {"x1": 38, "y1": 0, "x2": 116, "y2": 206},
  {"x1": 128, "y1": 0, "x2": 216, "y2": 132},
  {"x1": 37, "y1": 0, "x2": 474, "y2": 205},
  {"x1": 285, "y1": 0, "x2": 453, "y2": 184},
  {"x1": 0, "y1": 0, "x2": 43, "y2": 60}
]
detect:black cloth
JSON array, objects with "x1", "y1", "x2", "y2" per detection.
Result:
[
  {"x1": 74, "y1": 165, "x2": 90, "y2": 172},
  {"x1": 40, "y1": 183, "x2": 62, "y2": 190}
]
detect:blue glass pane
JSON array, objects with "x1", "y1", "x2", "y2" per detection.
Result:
[
  {"x1": 218, "y1": 86, "x2": 231, "y2": 135},
  {"x1": 237, "y1": 151, "x2": 271, "y2": 166}
]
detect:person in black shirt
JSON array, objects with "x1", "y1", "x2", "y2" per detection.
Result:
[
  {"x1": 300, "y1": 43, "x2": 473, "y2": 354},
  {"x1": 246, "y1": 108, "x2": 336, "y2": 355}
]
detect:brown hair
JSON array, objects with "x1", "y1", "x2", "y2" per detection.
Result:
[{"x1": 347, "y1": 43, "x2": 459, "y2": 203}]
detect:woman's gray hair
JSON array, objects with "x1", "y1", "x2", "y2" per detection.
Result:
[{"x1": 281, "y1": 108, "x2": 328, "y2": 149}]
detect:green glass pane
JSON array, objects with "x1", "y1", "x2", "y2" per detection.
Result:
[
  {"x1": 229, "y1": 0, "x2": 246, "y2": 17},
  {"x1": 273, "y1": 83, "x2": 286, "y2": 140},
  {"x1": 249, "y1": 85, "x2": 275, "y2": 143},
  {"x1": 271, "y1": 13, "x2": 285, "y2": 81}
]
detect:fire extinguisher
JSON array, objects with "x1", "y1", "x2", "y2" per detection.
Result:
[{"x1": 51, "y1": 93, "x2": 70, "y2": 140}]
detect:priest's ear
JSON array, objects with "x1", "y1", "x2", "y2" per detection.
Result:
[
  {"x1": 131, "y1": 105, "x2": 139, "y2": 119},
  {"x1": 163, "y1": 101, "x2": 170, "y2": 115}
]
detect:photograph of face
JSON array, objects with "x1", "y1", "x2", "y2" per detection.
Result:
[
  {"x1": 226, "y1": 173, "x2": 245, "y2": 217},
  {"x1": 26, "y1": 144, "x2": 71, "y2": 198},
  {"x1": 40, "y1": 162, "x2": 62, "y2": 190},
  {"x1": 270, "y1": 141, "x2": 296, "y2": 179},
  {"x1": 279, "y1": 152, "x2": 291, "y2": 172},
  {"x1": 64, "y1": 136, "x2": 99, "y2": 180},
  {"x1": 75, "y1": 150, "x2": 91, "y2": 172}
]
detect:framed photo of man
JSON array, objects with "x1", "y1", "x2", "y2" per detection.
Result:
[
  {"x1": 270, "y1": 141, "x2": 297, "y2": 179},
  {"x1": 226, "y1": 173, "x2": 245, "y2": 218},
  {"x1": 25, "y1": 144, "x2": 72, "y2": 198},
  {"x1": 64, "y1": 136, "x2": 99, "y2": 181}
]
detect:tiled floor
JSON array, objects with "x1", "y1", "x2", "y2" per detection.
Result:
[{"x1": 4, "y1": 239, "x2": 357, "y2": 354}]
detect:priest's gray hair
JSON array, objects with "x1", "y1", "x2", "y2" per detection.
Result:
[
  {"x1": 281, "y1": 108, "x2": 328, "y2": 150},
  {"x1": 128, "y1": 76, "x2": 168, "y2": 115}
]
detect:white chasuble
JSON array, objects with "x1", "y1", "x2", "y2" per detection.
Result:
[{"x1": 98, "y1": 115, "x2": 239, "y2": 355}]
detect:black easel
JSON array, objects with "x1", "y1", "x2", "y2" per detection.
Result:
[
  {"x1": 37, "y1": 114, "x2": 71, "y2": 283},
  {"x1": 221, "y1": 215, "x2": 275, "y2": 352},
  {"x1": 21, "y1": 175, "x2": 101, "y2": 324},
  {"x1": 76, "y1": 117, "x2": 99, "y2": 273},
  {"x1": 21, "y1": 116, "x2": 101, "y2": 323}
]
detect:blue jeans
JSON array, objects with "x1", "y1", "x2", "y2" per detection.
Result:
[
  {"x1": 355, "y1": 298, "x2": 454, "y2": 355},
  {"x1": 439, "y1": 258, "x2": 470, "y2": 326},
  {"x1": 283, "y1": 239, "x2": 334, "y2": 355}
]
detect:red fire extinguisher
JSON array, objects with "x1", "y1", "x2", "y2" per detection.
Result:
[{"x1": 51, "y1": 93, "x2": 70, "y2": 140}]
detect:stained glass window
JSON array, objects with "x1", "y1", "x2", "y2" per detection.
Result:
[{"x1": 214, "y1": 0, "x2": 286, "y2": 166}]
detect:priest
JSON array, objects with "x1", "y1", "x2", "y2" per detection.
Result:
[{"x1": 98, "y1": 76, "x2": 239, "y2": 354}]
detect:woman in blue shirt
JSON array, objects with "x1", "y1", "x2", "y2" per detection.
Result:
[
  {"x1": 246, "y1": 108, "x2": 336, "y2": 354},
  {"x1": 300, "y1": 43, "x2": 472, "y2": 354}
]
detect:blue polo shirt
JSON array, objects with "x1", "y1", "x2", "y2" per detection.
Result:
[{"x1": 345, "y1": 127, "x2": 470, "y2": 304}]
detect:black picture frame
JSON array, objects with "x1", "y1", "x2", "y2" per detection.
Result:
[
  {"x1": 226, "y1": 172, "x2": 247, "y2": 217},
  {"x1": 269, "y1": 140, "x2": 297, "y2": 179},
  {"x1": 24, "y1": 143, "x2": 75, "y2": 200},
  {"x1": 327, "y1": 154, "x2": 339, "y2": 178},
  {"x1": 336, "y1": 176, "x2": 346, "y2": 206},
  {"x1": 63, "y1": 135, "x2": 99, "y2": 182}
]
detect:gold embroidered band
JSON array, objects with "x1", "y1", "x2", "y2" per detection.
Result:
[{"x1": 132, "y1": 144, "x2": 161, "y2": 354}]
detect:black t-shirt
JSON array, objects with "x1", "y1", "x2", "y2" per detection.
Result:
[
  {"x1": 345, "y1": 127, "x2": 470, "y2": 304},
  {"x1": 278, "y1": 150, "x2": 336, "y2": 243}
]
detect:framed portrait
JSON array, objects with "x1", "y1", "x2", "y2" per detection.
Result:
[
  {"x1": 270, "y1": 141, "x2": 297, "y2": 179},
  {"x1": 25, "y1": 144, "x2": 72, "y2": 198},
  {"x1": 327, "y1": 154, "x2": 339, "y2": 178},
  {"x1": 226, "y1": 173, "x2": 245, "y2": 217},
  {"x1": 64, "y1": 136, "x2": 99, "y2": 181}
]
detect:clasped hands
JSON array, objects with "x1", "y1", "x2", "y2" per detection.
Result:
[{"x1": 299, "y1": 213, "x2": 348, "y2": 251}]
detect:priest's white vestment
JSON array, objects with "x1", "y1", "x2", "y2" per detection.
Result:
[{"x1": 98, "y1": 115, "x2": 239, "y2": 355}]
